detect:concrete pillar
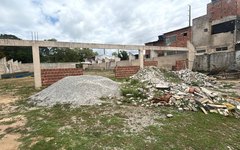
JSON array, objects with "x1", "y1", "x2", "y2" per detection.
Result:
[
  {"x1": 187, "y1": 41, "x2": 196, "y2": 70},
  {"x1": 32, "y1": 44, "x2": 42, "y2": 89},
  {"x1": 139, "y1": 49, "x2": 144, "y2": 69}
]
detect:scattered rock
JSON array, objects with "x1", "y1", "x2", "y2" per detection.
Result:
[{"x1": 166, "y1": 114, "x2": 173, "y2": 118}]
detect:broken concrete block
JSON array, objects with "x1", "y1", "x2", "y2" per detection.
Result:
[
  {"x1": 156, "y1": 83, "x2": 170, "y2": 90},
  {"x1": 200, "y1": 87, "x2": 218, "y2": 98},
  {"x1": 126, "y1": 94, "x2": 133, "y2": 97},
  {"x1": 217, "y1": 109, "x2": 229, "y2": 116},
  {"x1": 237, "y1": 105, "x2": 240, "y2": 110},
  {"x1": 178, "y1": 107, "x2": 184, "y2": 111},
  {"x1": 196, "y1": 98, "x2": 213, "y2": 105},
  {"x1": 166, "y1": 114, "x2": 173, "y2": 118},
  {"x1": 116, "y1": 101, "x2": 122, "y2": 105},
  {"x1": 209, "y1": 109, "x2": 218, "y2": 113}
]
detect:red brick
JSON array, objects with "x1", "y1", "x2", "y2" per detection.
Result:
[{"x1": 41, "y1": 68, "x2": 83, "y2": 86}]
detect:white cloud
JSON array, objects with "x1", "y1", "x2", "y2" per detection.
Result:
[{"x1": 0, "y1": 0, "x2": 210, "y2": 44}]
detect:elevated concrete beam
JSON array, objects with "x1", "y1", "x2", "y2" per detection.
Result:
[
  {"x1": 0, "y1": 39, "x2": 190, "y2": 88},
  {"x1": 0, "y1": 39, "x2": 188, "y2": 51}
]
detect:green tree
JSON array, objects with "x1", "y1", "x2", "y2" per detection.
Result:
[
  {"x1": 0, "y1": 36, "x2": 98, "y2": 63},
  {"x1": 0, "y1": 34, "x2": 32, "y2": 62},
  {"x1": 118, "y1": 51, "x2": 129, "y2": 60},
  {"x1": 0, "y1": 34, "x2": 21, "y2": 40},
  {"x1": 112, "y1": 52, "x2": 118, "y2": 57}
]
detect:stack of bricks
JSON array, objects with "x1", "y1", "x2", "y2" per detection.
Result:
[
  {"x1": 207, "y1": 0, "x2": 239, "y2": 21},
  {"x1": 41, "y1": 68, "x2": 83, "y2": 86},
  {"x1": 144, "y1": 61, "x2": 158, "y2": 67},
  {"x1": 175, "y1": 60, "x2": 188, "y2": 71},
  {"x1": 115, "y1": 66, "x2": 140, "y2": 78}
]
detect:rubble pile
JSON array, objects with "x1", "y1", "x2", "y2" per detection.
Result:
[
  {"x1": 131, "y1": 67, "x2": 166, "y2": 85},
  {"x1": 121, "y1": 67, "x2": 240, "y2": 117},
  {"x1": 30, "y1": 75, "x2": 120, "y2": 107},
  {"x1": 175, "y1": 69, "x2": 215, "y2": 86}
]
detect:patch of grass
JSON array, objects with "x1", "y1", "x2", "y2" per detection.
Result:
[
  {"x1": 130, "y1": 79, "x2": 140, "y2": 85},
  {"x1": 191, "y1": 81, "x2": 202, "y2": 86},
  {"x1": 142, "y1": 112, "x2": 240, "y2": 150},
  {"x1": 20, "y1": 104, "x2": 131, "y2": 150},
  {"x1": 222, "y1": 83, "x2": 235, "y2": 88},
  {"x1": 1, "y1": 75, "x2": 240, "y2": 150},
  {"x1": 120, "y1": 79, "x2": 147, "y2": 101},
  {"x1": 121, "y1": 88, "x2": 144, "y2": 98},
  {"x1": 228, "y1": 92, "x2": 240, "y2": 98}
]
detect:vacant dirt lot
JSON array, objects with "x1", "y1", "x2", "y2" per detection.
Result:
[{"x1": 0, "y1": 73, "x2": 239, "y2": 150}]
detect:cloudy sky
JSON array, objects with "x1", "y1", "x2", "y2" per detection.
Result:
[{"x1": 0, "y1": 0, "x2": 210, "y2": 45}]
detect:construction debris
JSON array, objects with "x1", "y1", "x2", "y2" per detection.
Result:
[
  {"x1": 30, "y1": 75, "x2": 120, "y2": 107},
  {"x1": 166, "y1": 114, "x2": 173, "y2": 118},
  {"x1": 123, "y1": 67, "x2": 240, "y2": 117}
]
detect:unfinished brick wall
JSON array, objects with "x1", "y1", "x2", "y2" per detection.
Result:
[
  {"x1": 164, "y1": 27, "x2": 192, "y2": 47},
  {"x1": 144, "y1": 61, "x2": 158, "y2": 67},
  {"x1": 175, "y1": 60, "x2": 188, "y2": 71},
  {"x1": 207, "y1": 0, "x2": 240, "y2": 21},
  {"x1": 41, "y1": 68, "x2": 83, "y2": 86},
  {"x1": 115, "y1": 66, "x2": 140, "y2": 78}
]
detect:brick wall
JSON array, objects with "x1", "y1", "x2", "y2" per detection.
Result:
[
  {"x1": 41, "y1": 68, "x2": 83, "y2": 86},
  {"x1": 175, "y1": 60, "x2": 188, "y2": 71},
  {"x1": 207, "y1": 0, "x2": 240, "y2": 21},
  {"x1": 115, "y1": 66, "x2": 140, "y2": 78},
  {"x1": 165, "y1": 27, "x2": 192, "y2": 47},
  {"x1": 144, "y1": 61, "x2": 158, "y2": 67},
  {"x1": 238, "y1": 0, "x2": 240, "y2": 15},
  {"x1": 145, "y1": 27, "x2": 191, "y2": 57}
]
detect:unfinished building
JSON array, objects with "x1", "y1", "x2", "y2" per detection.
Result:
[
  {"x1": 146, "y1": 0, "x2": 240, "y2": 72},
  {"x1": 192, "y1": 0, "x2": 240, "y2": 71},
  {"x1": 145, "y1": 27, "x2": 191, "y2": 58},
  {"x1": 193, "y1": 0, "x2": 240, "y2": 54}
]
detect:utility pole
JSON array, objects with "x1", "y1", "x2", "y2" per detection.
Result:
[{"x1": 188, "y1": 5, "x2": 192, "y2": 27}]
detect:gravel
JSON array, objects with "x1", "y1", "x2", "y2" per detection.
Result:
[{"x1": 30, "y1": 75, "x2": 121, "y2": 107}]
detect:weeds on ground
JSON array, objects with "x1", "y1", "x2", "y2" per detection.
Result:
[{"x1": 120, "y1": 79, "x2": 148, "y2": 103}]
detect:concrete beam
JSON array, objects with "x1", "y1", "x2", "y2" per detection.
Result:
[
  {"x1": 0, "y1": 39, "x2": 190, "y2": 88},
  {"x1": 0, "y1": 39, "x2": 188, "y2": 51},
  {"x1": 32, "y1": 44, "x2": 42, "y2": 89}
]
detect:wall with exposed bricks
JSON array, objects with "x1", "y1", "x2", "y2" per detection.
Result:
[
  {"x1": 175, "y1": 60, "x2": 188, "y2": 71},
  {"x1": 115, "y1": 66, "x2": 140, "y2": 78},
  {"x1": 41, "y1": 68, "x2": 83, "y2": 86},
  {"x1": 207, "y1": 0, "x2": 240, "y2": 21},
  {"x1": 144, "y1": 61, "x2": 158, "y2": 67},
  {"x1": 114, "y1": 61, "x2": 158, "y2": 78}
]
